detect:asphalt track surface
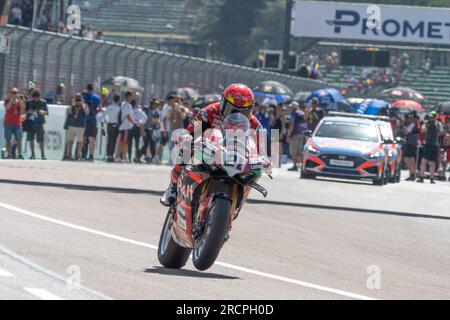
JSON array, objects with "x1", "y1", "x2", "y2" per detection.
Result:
[{"x1": 0, "y1": 160, "x2": 449, "y2": 300}]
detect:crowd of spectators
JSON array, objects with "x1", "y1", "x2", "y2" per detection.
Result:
[
  {"x1": 344, "y1": 67, "x2": 398, "y2": 96},
  {"x1": 394, "y1": 110, "x2": 450, "y2": 183},
  {"x1": 8, "y1": 0, "x2": 105, "y2": 40},
  {"x1": 3, "y1": 87, "x2": 48, "y2": 160},
  {"x1": 2, "y1": 82, "x2": 197, "y2": 164},
  {"x1": 3, "y1": 81, "x2": 449, "y2": 183},
  {"x1": 252, "y1": 97, "x2": 326, "y2": 171}
]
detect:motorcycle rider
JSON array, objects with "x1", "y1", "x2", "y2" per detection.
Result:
[{"x1": 160, "y1": 83, "x2": 269, "y2": 206}]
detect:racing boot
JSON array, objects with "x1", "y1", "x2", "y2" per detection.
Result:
[{"x1": 160, "y1": 183, "x2": 177, "y2": 207}]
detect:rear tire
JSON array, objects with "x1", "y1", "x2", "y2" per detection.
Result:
[
  {"x1": 157, "y1": 210, "x2": 192, "y2": 269},
  {"x1": 192, "y1": 197, "x2": 231, "y2": 271}
]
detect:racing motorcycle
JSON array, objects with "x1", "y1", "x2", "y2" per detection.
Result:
[{"x1": 157, "y1": 113, "x2": 270, "y2": 271}]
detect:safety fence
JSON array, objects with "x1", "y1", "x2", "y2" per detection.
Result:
[{"x1": 0, "y1": 25, "x2": 327, "y2": 103}]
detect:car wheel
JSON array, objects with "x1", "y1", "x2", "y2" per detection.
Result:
[{"x1": 300, "y1": 169, "x2": 316, "y2": 180}]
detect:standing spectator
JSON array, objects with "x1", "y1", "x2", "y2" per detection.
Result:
[
  {"x1": 104, "y1": 95, "x2": 121, "y2": 162},
  {"x1": 401, "y1": 113, "x2": 420, "y2": 181},
  {"x1": 305, "y1": 97, "x2": 325, "y2": 132},
  {"x1": 182, "y1": 99, "x2": 194, "y2": 129},
  {"x1": 255, "y1": 104, "x2": 274, "y2": 131},
  {"x1": 3, "y1": 88, "x2": 25, "y2": 159},
  {"x1": 154, "y1": 94, "x2": 176, "y2": 164},
  {"x1": 255, "y1": 104, "x2": 275, "y2": 157},
  {"x1": 272, "y1": 103, "x2": 287, "y2": 163},
  {"x1": 64, "y1": 94, "x2": 88, "y2": 160},
  {"x1": 167, "y1": 98, "x2": 187, "y2": 165},
  {"x1": 417, "y1": 112, "x2": 441, "y2": 184},
  {"x1": 25, "y1": 90, "x2": 48, "y2": 160},
  {"x1": 9, "y1": 4, "x2": 22, "y2": 25},
  {"x1": 443, "y1": 117, "x2": 450, "y2": 182},
  {"x1": 287, "y1": 102, "x2": 308, "y2": 171},
  {"x1": 141, "y1": 99, "x2": 161, "y2": 163},
  {"x1": 116, "y1": 91, "x2": 135, "y2": 162},
  {"x1": 128, "y1": 100, "x2": 148, "y2": 163},
  {"x1": 82, "y1": 84, "x2": 101, "y2": 161}
]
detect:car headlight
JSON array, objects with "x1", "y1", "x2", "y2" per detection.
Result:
[
  {"x1": 306, "y1": 144, "x2": 319, "y2": 154},
  {"x1": 368, "y1": 151, "x2": 381, "y2": 159}
]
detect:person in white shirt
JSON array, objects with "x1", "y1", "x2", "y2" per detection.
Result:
[
  {"x1": 153, "y1": 94, "x2": 176, "y2": 164},
  {"x1": 104, "y1": 95, "x2": 121, "y2": 162},
  {"x1": 128, "y1": 100, "x2": 148, "y2": 163},
  {"x1": 116, "y1": 92, "x2": 135, "y2": 162}
]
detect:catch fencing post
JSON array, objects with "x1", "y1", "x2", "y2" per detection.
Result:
[
  {"x1": 142, "y1": 51, "x2": 155, "y2": 101},
  {"x1": 13, "y1": 28, "x2": 30, "y2": 88},
  {"x1": 54, "y1": 35, "x2": 70, "y2": 92},
  {"x1": 41, "y1": 33, "x2": 57, "y2": 94},
  {"x1": 27, "y1": 30, "x2": 45, "y2": 86},
  {"x1": 0, "y1": 26, "x2": 17, "y2": 94},
  {"x1": 67, "y1": 37, "x2": 80, "y2": 99},
  {"x1": 79, "y1": 39, "x2": 95, "y2": 89}
]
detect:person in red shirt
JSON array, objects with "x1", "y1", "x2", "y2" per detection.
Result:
[{"x1": 4, "y1": 87, "x2": 25, "y2": 159}]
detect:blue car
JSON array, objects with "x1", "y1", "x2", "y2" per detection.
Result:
[{"x1": 301, "y1": 112, "x2": 402, "y2": 185}]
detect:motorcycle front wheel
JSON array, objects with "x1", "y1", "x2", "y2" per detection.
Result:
[
  {"x1": 192, "y1": 197, "x2": 232, "y2": 271},
  {"x1": 157, "y1": 210, "x2": 192, "y2": 269}
]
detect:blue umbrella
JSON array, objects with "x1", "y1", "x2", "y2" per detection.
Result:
[
  {"x1": 253, "y1": 81, "x2": 293, "y2": 104},
  {"x1": 254, "y1": 92, "x2": 291, "y2": 104},
  {"x1": 354, "y1": 99, "x2": 389, "y2": 115},
  {"x1": 306, "y1": 88, "x2": 349, "y2": 111}
]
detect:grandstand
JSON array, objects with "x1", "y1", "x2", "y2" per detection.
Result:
[
  {"x1": 73, "y1": 0, "x2": 195, "y2": 36},
  {"x1": 321, "y1": 65, "x2": 450, "y2": 107},
  {"x1": 71, "y1": 0, "x2": 201, "y2": 54}
]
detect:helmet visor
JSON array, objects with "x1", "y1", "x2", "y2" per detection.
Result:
[{"x1": 221, "y1": 100, "x2": 253, "y2": 118}]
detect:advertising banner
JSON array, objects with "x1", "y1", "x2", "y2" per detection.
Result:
[{"x1": 292, "y1": 1, "x2": 450, "y2": 45}]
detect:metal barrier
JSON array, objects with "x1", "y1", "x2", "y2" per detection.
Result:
[{"x1": 0, "y1": 25, "x2": 327, "y2": 102}]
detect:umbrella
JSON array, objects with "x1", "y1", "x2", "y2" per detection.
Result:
[
  {"x1": 293, "y1": 91, "x2": 311, "y2": 103},
  {"x1": 382, "y1": 87, "x2": 425, "y2": 102},
  {"x1": 354, "y1": 99, "x2": 389, "y2": 116},
  {"x1": 306, "y1": 88, "x2": 350, "y2": 111},
  {"x1": 192, "y1": 94, "x2": 222, "y2": 109},
  {"x1": 253, "y1": 81, "x2": 293, "y2": 104},
  {"x1": 177, "y1": 87, "x2": 200, "y2": 101},
  {"x1": 437, "y1": 102, "x2": 450, "y2": 115},
  {"x1": 391, "y1": 100, "x2": 425, "y2": 114},
  {"x1": 102, "y1": 76, "x2": 143, "y2": 92}
]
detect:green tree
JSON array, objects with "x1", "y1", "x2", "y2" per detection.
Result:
[
  {"x1": 244, "y1": 0, "x2": 285, "y2": 65},
  {"x1": 192, "y1": 0, "x2": 267, "y2": 64}
]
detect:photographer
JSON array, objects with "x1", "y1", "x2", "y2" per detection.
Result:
[
  {"x1": 3, "y1": 88, "x2": 25, "y2": 159},
  {"x1": 287, "y1": 101, "x2": 308, "y2": 172},
  {"x1": 417, "y1": 111, "x2": 442, "y2": 184},
  {"x1": 25, "y1": 90, "x2": 48, "y2": 160},
  {"x1": 401, "y1": 112, "x2": 420, "y2": 181},
  {"x1": 64, "y1": 94, "x2": 88, "y2": 161}
]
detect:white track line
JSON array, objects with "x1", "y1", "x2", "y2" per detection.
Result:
[
  {"x1": 0, "y1": 201, "x2": 376, "y2": 300},
  {"x1": 23, "y1": 288, "x2": 63, "y2": 300},
  {"x1": 0, "y1": 268, "x2": 14, "y2": 277}
]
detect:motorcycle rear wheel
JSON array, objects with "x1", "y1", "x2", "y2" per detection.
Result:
[
  {"x1": 157, "y1": 210, "x2": 192, "y2": 269},
  {"x1": 192, "y1": 197, "x2": 232, "y2": 271}
]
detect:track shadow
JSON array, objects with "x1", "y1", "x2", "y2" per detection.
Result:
[
  {"x1": 0, "y1": 178, "x2": 161, "y2": 196},
  {"x1": 314, "y1": 177, "x2": 373, "y2": 186},
  {"x1": 144, "y1": 266, "x2": 240, "y2": 280},
  {"x1": 0, "y1": 178, "x2": 449, "y2": 221}
]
